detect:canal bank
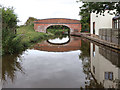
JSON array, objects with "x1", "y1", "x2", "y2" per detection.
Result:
[{"x1": 71, "y1": 33, "x2": 120, "y2": 50}]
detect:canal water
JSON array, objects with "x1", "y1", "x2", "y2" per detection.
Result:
[{"x1": 2, "y1": 35, "x2": 120, "y2": 88}]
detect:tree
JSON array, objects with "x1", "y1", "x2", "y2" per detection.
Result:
[
  {"x1": 78, "y1": 1, "x2": 120, "y2": 15},
  {"x1": 2, "y1": 7, "x2": 18, "y2": 33},
  {"x1": 2, "y1": 6, "x2": 24, "y2": 55},
  {"x1": 79, "y1": 6, "x2": 90, "y2": 32},
  {"x1": 25, "y1": 17, "x2": 37, "y2": 26}
]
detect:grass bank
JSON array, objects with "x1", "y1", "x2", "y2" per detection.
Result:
[{"x1": 17, "y1": 24, "x2": 54, "y2": 47}]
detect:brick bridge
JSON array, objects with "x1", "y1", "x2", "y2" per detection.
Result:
[
  {"x1": 34, "y1": 18, "x2": 81, "y2": 33},
  {"x1": 33, "y1": 36, "x2": 81, "y2": 52}
]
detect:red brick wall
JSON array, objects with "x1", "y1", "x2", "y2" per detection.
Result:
[{"x1": 34, "y1": 18, "x2": 81, "y2": 33}]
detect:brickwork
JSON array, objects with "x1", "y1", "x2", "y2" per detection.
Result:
[{"x1": 34, "y1": 18, "x2": 81, "y2": 33}]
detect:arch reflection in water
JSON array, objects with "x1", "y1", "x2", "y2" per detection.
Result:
[
  {"x1": 90, "y1": 43, "x2": 120, "y2": 88},
  {"x1": 47, "y1": 36, "x2": 70, "y2": 45},
  {"x1": 34, "y1": 36, "x2": 81, "y2": 52}
]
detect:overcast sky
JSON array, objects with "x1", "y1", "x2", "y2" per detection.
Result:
[{"x1": 0, "y1": 0, "x2": 82, "y2": 25}]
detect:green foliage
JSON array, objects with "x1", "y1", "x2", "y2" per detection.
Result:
[
  {"x1": 47, "y1": 29, "x2": 69, "y2": 34},
  {"x1": 2, "y1": 7, "x2": 17, "y2": 32},
  {"x1": 78, "y1": 1, "x2": 120, "y2": 15},
  {"x1": 2, "y1": 7, "x2": 50, "y2": 55},
  {"x1": 2, "y1": 7, "x2": 24, "y2": 55},
  {"x1": 79, "y1": 8, "x2": 90, "y2": 32},
  {"x1": 25, "y1": 17, "x2": 37, "y2": 26},
  {"x1": 2, "y1": 29, "x2": 24, "y2": 55},
  {"x1": 47, "y1": 25, "x2": 70, "y2": 30},
  {"x1": 47, "y1": 25, "x2": 70, "y2": 34},
  {"x1": 78, "y1": 1, "x2": 91, "y2": 32}
]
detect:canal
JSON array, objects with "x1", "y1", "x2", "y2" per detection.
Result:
[{"x1": 2, "y1": 35, "x2": 120, "y2": 88}]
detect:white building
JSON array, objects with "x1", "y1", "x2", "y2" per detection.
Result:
[{"x1": 90, "y1": 10, "x2": 115, "y2": 35}]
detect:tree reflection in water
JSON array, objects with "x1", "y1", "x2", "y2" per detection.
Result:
[
  {"x1": 79, "y1": 39, "x2": 103, "y2": 88},
  {"x1": 2, "y1": 53, "x2": 24, "y2": 83}
]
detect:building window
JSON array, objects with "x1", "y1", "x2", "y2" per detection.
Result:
[{"x1": 105, "y1": 72, "x2": 113, "y2": 80}]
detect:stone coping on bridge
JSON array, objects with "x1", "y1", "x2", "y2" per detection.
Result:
[{"x1": 34, "y1": 22, "x2": 80, "y2": 24}]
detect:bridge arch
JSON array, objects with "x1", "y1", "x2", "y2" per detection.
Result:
[
  {"x1": 34, "y1": 18, "x2": 81, "y2": 34},
  {"x1": 47, "y1": 35, "x2": 71, "y2": 45},
  {"x1": 46, "y1": 24, "x2": 71, "y2": 33}
]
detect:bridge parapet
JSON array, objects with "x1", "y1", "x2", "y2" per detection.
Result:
[{"x1": 34, "y1": 18, "x2": 81, "y2": 33}]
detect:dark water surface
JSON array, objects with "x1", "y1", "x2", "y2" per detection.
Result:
[{"x1": 2, "y1": 36, "x2": 120, "y2": 88}]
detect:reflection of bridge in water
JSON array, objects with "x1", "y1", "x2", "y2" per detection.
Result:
[{"x1": 34, "y1": 36, "x2": 81, "y2": 52}]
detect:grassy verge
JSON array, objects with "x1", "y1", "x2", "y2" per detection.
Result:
[{"x1": 17, "y1": 24, "x2": 54, "y2": 47}]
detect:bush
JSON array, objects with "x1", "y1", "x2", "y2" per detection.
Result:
[
  {"x1": 25, "y1": 17, "x2": 37, "y2": 26},
  {"x1": 2, "y1": 7, "x2": 24, "y2": 55},
  {"x1": 2, "y1": 29, "x2": 24, "y2": 55}
]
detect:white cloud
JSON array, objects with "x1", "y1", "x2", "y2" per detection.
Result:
[{"x1": 0, "y1": 0, "x2": 82, "y2": 25}]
